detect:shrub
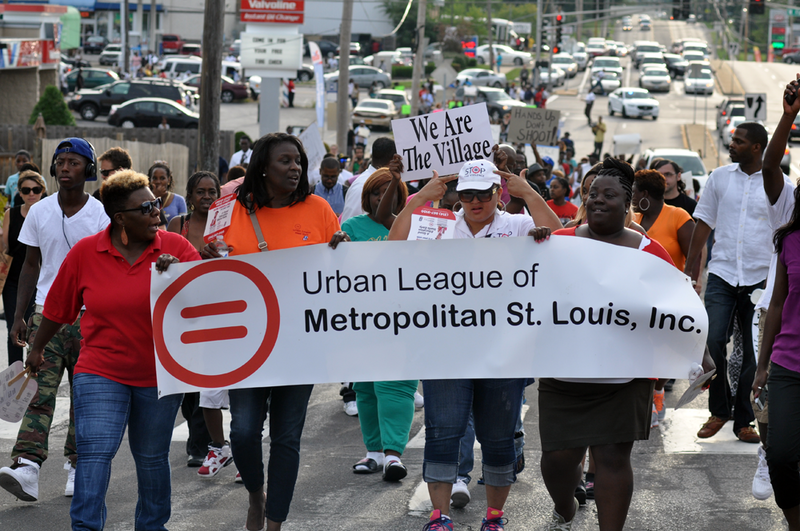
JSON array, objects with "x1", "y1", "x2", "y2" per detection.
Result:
[
  {"x1": 392, "y1": 65, "x2": 413, "y2": 78},
  {"x1": 425, "y1": 62, "x2": 436, "y2": 75},
  {"x1": 29, "y1": 85, "x2": 75, "y2": 126}
]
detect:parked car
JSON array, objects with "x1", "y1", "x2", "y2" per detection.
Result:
[
  {"x1": 455, "y1": 68, "x2": 507, "y2": 88},
  {"x1": 305, "y1": 39, "x2": 337, "y2": 58},
  {"x1": 334, "y1": 55, "x2": 366, "y2": 66},
  {"x1": 296, "y1": 64, "x2": 314, "y2": 82},
  {"x1": 684, "y1": 63, "x2": 714, "y2": 95},
  {"x1": 324, "y1": 66, "x2": 391, "y2": 91},
  {"x1": 181, "y1": 74, "x2": 249, "y2": 103},
  {"x1": 61, "y1": 54, "x2": 91, "y2": 68},
  {"x1": 159, "y1": 56, "x2": 202, "y2": 79},
  {"x1": 663, "y1": 53, "x2": 689, "y2": 78},
  {"x1": 64, "y1": 68, "x2": 119, "y2": 92},
  {"x1": 98, "y1": 51, "x2": 122, "y2": 66},
  {"x1": 83, "y1": 35, "x2": 108, "y2": 54},
  {"x1": 552, "y1": 53, "x2": 578, "y2": 77},
  {"x1": 108, "y1": 98, "x2": 199, "y2": 128},
  {"x1": 591, "y1": 57, "x2": 623, "y2": 77},
  {"x1": 453, "y1": 86, "x2": 527, "y2": 121},
  {"x1": 68, "y1": 79, "x2": 190, "y2": 121},
  {"x1": 639, "y1": 65, "x2": 671, "y2": 92},
  {"x1": 181, "y1": 44, "x2": 202, "y2": 57},
  {"x1": 640, "y1": 148, "x2": 708, "y2": 192},
  {"x1": 716, "y1": 97, "x2": 744, "y2": 130},
  {"x1": 475, "y1": 44, "x2": 532, "y2": 66},
  {"x1": 161, "y1": 34, "x2": 185, "y2": 54},
  {"x1": 373, "y1": 88, "x2": 411, "y2": 116},
  {"x1": 228, "y1": 39, "x2": 241, "y2": 58},
  {"x1": 352, "y1": 99, "x2": 398, "y2": 129},
  {"x1": 336, "y1": 42, "x2": 362, "y2": 56},
  {"x1": 607, "y1": 87, "x2": 660, "y2": 119}
]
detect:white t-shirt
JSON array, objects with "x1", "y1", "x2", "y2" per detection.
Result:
[
  {"x1": 453, "y1": 210, "x2": 536, "y2": 239},
  {"x1": 340, "y1": 165, "x2": 377, "y2": 222},
  {"x1": 18, "y1": 194, "x2": 110, "y2": 305},
  {"x1": 756, "y1": 180, "x2": 796, "y2": 311},
  {"x1": 229, "y1": 149, "x2": 252, "y2": 168}
]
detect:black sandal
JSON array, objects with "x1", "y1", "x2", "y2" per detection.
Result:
[
  {"x1": 353, "y1": 458, "x2": 379, "y2": 474},
  {"x1": 382, "y1": 460, "x2": 408, "y2": 482}
]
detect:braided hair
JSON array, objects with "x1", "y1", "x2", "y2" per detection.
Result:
[{"x1": 596, "y1": 157, "x2": 634, "y2": 205}]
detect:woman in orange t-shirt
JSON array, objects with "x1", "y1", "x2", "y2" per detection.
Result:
[
  {"x1": 631, "y1": 169, "x2": 694, "y2": 272},
  {"x1": 202, "y1": 133, "x2": 348, "y2": 531}
]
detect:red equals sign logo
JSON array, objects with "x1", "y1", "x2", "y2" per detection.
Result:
[{"x1": 180, "y1": 300, "x2": 248, "y2": 344}]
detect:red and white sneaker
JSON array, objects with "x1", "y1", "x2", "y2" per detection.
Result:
[
  {"x1": 197, "y1": 442, "x2": 233, "y2": 478},
  {"x1": 234, "y1": 471, "x2": 243, "y2": 483}
]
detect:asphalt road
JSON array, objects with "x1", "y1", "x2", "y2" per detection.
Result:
[{"x1": 6, "y1": 16, "x2": 793, "y2": 530}]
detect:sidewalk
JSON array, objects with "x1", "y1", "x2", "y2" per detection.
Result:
[
  {"x1": 711, "y1": 59, "x2": 744, "y2": 96},
  {"x1": 683, "y1": 123, "x2": 721, "y2": 170}
]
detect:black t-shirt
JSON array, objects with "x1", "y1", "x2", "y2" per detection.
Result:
[{"x1": 665, "y1": 193, "x2": 697, "y2": 217}]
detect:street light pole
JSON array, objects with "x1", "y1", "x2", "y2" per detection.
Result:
[
  {"x1": 411, "y1": 0, "x2": 428, "y2": 116},
  {"x1": 336, "y1": 0, "x2": 354, "y2": 154}
]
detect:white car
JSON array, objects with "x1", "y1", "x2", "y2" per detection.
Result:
[
  {"x1": 607, "y1": 87, "x2": 659, "y2": 119},
  {"x1": 684, "y1": 63, "x2": 714, "y2": 95},
  {"x1": 573, "y1": 49, "x2": 589, "y2": 71},
  {"x1": 551, "y1": 54, "x2": 578, "y2": 77},
  {"x1": 639, "y1": 65, "x2": 671, "y2": 92},
  {"x1": 641, "y1": 148, "x2": 708, "y2": 192},
  {"x1": 456, "y1": 68, "x2": 507, "y2": 88},
  {"x1": 591, "y1": 57, "x2": 623, "y2": 77},
  {"x1": 475, "y1": 44, "x2": 532, "y2": 66},
  {"x1": 539, "y1": 66, "x2": 566, "y2": 86},
  {"x1": 591, "y1": 71, "x2": 622, "y2": 93}
]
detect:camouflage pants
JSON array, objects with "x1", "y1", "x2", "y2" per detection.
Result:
[{"x1": 10, "y1": 312, "x2": 82, "y2": 467}]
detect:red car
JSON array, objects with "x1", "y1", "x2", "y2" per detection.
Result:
[
  {"x1": 161, "y1": 34, "x2": 185, "y2": 54},
  {"x1": 182, "y1": 74, "x2": 249, "y2": 103}
]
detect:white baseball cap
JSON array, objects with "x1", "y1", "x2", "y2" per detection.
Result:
[{"x1": 456, "y1": 160, "x2": 501, "y2": 191}]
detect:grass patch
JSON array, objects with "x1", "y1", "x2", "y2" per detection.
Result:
[{"x1": 505, "y1": 67, "x2": 521, "y2": 82}]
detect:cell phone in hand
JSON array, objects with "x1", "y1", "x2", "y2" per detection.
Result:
[
  {"x1": 754, "y1": 384, "x2": 768, "y2": 411},
  {"x1": 787, "y1": 80, "x2": 798, "y2": 106}
]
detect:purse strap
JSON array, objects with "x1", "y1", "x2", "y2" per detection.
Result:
[{"x1": 248, "y1": 211, "x2": 268, "y2": 252}]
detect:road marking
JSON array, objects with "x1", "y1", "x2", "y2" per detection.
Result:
[
  {"x1": 661, "y1": 409, "x2": 759, "y2": 455},
  {"x1": 577, "y1": 68, "x2": 590, "y2": 97},
  {"x1": 792, "y1": 163, "x2": 800, "y2": 176},
  {"x1": 406, "y1": 405, "x2": 530, "y2": 516},
  {"x1": 547, "y1": 95, "x2": 559, "y2": 105}
]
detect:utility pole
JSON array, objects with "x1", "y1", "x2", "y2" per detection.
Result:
[
  {"x1": 576, "y1": 0, "x2": 583, "y2": 42},
  {"x1": 121, "y1": 0, "x2": 129, "y2": 76},
  {"x1": 198, "y1": 0, "x2": 224, "y2": 172},
  {"x1": 487, "y1": 0, "x2": 495, "y2": 72},
  {"x1": 535, "y1": 0, "x2": 542, "y2": 86},
  {"x1": 337, "y1": 0, "x2": 354, "y2": 153},
  {"x1": 410, "y1": 0, "x2": 428, "y2": 115},
  {"x1": 149, "y1": 0, "x2": 156, "y2": 57}
]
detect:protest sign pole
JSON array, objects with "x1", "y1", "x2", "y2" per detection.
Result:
[
  {"x1": 410, "y1": 0, "x2": 428, "y2": 116},
  {"x1": 336, "y1": 0, "x2": 354, "y2": 153}
]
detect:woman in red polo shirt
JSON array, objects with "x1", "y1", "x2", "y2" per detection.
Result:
[{"x1": 24, "y1": 170, "x2": 199, "y2": 531}]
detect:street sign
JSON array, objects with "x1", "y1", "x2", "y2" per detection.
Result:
[
  {"x1": 239, "y1": 32, "x2": 303, "y2": 73},
  {"x1": 790, "y1": 7, "x2": 800, "y2": 16},
  {"x1": 241, "y1": 0, "x2": 304, "y2": 24},
  {"x1": 744, "y1": 93, "x2": 767, "y2": 121}
]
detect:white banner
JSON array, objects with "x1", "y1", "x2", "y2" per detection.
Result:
[
  {"x1": 150, "y1": 236, "x2": 708, "y2": 396},
  {"x1": 391, "y1": 103, "x2": 494, "y2": 181}
]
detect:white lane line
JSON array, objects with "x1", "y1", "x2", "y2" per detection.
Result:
[
  {"x1": 625, "y1": 61, "x2": 632, "y2": 88},
  {"x1": 407, "y1": 405, "x2": 530, "y2": 516},
  {"x1": 548, "y1": 95, "x2": 559, "y2": 105},
  {"x1": 577, "y1": 68, "x2": 591, "y2": 97}
]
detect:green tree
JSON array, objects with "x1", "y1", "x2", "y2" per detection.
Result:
[{"x1": 28, "y1": 85, "x2": 76, "y2": 126}]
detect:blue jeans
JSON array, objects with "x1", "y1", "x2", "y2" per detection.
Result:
[
  {"x1": 70, "y1": 373, "x2": 182, "y2": 531},
  {"x1": 704, "y1": 273, "x2": 763, "y2": 432},
  {"x1": 229, "y1": 385, "x2": 313, "y2": 523},
  {"x1": 422, "y1": 378, "x2": 525, "y2": 487},
  {"x1": 457, "y1": 413, "x2": 475, "y2": 483}
]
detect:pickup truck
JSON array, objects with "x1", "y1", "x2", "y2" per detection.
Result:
[{"x1": 161, "y1": 34, "x2": 185, "y2": 54}]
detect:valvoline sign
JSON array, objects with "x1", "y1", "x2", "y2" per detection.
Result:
[{"x1": 240, "y1": 0, "x2": 304, "y2": 23}]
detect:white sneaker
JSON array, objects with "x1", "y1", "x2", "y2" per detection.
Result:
[
  {"x1": 450, "y1": 478, "x2": 470, "y2": 508},
  {"x1": 197, "y1": 442, "x2": 233, "y2": 478},
  {"x1": 414, "y1": 391, "x2": 424, "y2": 409},
  {"x1": 344, "y1": 401, "x2": 358, "y2": 417},
  {"x1": 0, "y1": 457, "x2": 40, "y2": 502},
  {"x1": 650, "y1": 403, "x2": 659, "y2": 428},
  {"x1": 64, "y1": 462, "x2": 76, "y2": 497},
  {"x1": 752, "y1": 446, "x2": 773, "y2": 500},
  {"x1": 234, "y1": 471, "x2": 243, "y2": 483}
]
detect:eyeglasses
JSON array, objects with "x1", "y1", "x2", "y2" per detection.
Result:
[
  {"x1": 20, "y1": 186, "x2": 43, "y2": 195},
  {"x1": 100, "y1": 168, "x2": 118, "y2": 177},
  {"x1": 457, "y1": 187, "x2": 498, "y2": 203},
  {"x1": 118, "y1": 197, "x2": 161, "y2": 215},
  {"x1": 660, "y1": 171, "x2": 677, "y2": 178}
]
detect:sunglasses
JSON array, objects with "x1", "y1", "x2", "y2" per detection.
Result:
[
  {"x1": 20, "y1": 186, "x2": 43, "y2": 195},
  {"x1": 99, "y1": 168, "x2": 118, "y2": 177},
  {"x1": 457, "y1": 187, "x2": 498, "y2": 203},
  {"x1": 118, "y1": 197, "x2": 161, "y2": 215}
]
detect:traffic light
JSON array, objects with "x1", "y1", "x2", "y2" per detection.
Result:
[
  {"x1": 555, "y1": 13, "x2": 563, "y2": 52},
  {"x1": 750, "y1": 0, "x2": 765, "y2": 15}
]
